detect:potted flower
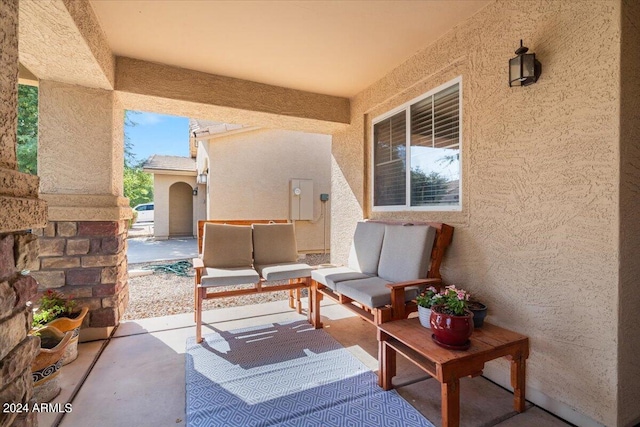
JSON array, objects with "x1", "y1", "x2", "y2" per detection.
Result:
[
  {"x1": 430, "y1": 285, "x2": 474, "y2": 350},
  {"x1": 416, "y1": 286, "x2": 441, "y2": 328},
  {"x1": 32, "y1": 290, "x2": 88, "y2": 365},
  {"x1": 31, "y1": 327, "x2": 73, "y2": 402}
]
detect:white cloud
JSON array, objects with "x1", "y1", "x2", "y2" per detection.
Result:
[{"x1": 134, "y1": 112, "x2": 164, "y2": 126}]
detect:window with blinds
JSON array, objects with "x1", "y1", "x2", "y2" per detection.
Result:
[{"x1": 372, "y1": 78, "x2": 461, "y2": 211}]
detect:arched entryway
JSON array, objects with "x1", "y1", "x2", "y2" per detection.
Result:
[{"x1": 169, "y1": 182, "x2": 193, "y2": 237}]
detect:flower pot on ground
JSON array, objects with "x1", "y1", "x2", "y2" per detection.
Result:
[
  {"x1": 32, "y1": 326, "x2": 73, "y2": 403},
  {"x1": 468, "y1": 300, "x2": 487, "y2": 328},
  {"x1": 32, "y1": 290, "x2": 88, "y2": 365},
  {"x1": 429, "y1": 285, "x2": 474, "y2": 349}
]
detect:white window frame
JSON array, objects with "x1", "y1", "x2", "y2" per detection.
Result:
[{"x1": 371, "y1": 76, "x2": 463, "y2": 212}]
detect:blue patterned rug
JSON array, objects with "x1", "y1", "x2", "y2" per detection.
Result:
[{"x1": 185, "y1": 320, "x2": 434, "y2": 427}]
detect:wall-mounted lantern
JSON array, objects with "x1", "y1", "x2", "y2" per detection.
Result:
[
  {"x1": 197, "y1": 173, "x2": 208, "y2": 185},
  {"x1": 192, "y1": 187, "x2": 198, "y2": 196},
  {"x1": 509, "y1": 40, "x2": 542, "y2": 87}
]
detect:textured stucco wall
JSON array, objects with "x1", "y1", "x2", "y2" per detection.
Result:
[
  {"x1": 331, "y1": 1, "x2": 621, "y2": 425},
  {"x1": 116, "y1": 57, "x2": 349, "y2": 135},
  {"x1": 0, "y1": 0, "x2": 47, "y2": 232},
  {"x1": 153, "y1": 174, "x2": 197, "y2": 239},
  {"x1": 19, "y1": 0, "x2": 113, "y2": 90},
  {"x1": 200, "y1": 129, "x2": 331, "y2": 253},
  {"x1": 618, "y1": 1, "x2": 640, "y2": 425},
  {"x1": 0, "y1": 0, "x2": 18, "y2": 171},
  {"x1": 39, "y1": 81, "x2": 123, "y2": 196}
]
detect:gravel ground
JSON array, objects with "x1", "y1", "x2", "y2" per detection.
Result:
[{"x1": 122, "y1": 253, "x2": 330, "y2": 320}]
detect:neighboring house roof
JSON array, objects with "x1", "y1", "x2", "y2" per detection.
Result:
[
  {"x1": 190, "y1": 118, "x2": 258, "y2": 139},
  {"x1": 142, "y1": 155, "x2": 197, "y2": 176}
]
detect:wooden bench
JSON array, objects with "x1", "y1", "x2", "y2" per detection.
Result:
[
  {"x1": 196, "y1": 219, "x2": 288, "y2": 254},
  {"x1": 310, "y1": 220, "x2": 453, "y2": 328},
  {"x1": 193, "y1": 221, "x2": 312, "y2": 343}
]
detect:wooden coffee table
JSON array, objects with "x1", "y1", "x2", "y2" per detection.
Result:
[{"x1": 377, "y1": 318, "x2": 529, "y2": 427}]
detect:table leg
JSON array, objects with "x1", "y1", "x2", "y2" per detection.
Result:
[
  {"x1": 288, "y1": 283, "x2": 295, "y2": 309},
  {"x1": 378, "y1": 339, "x2": 395, "y2": 390},
  {"x1": 311, "y1": 280, "x2": 323, "y2": 329},
  {"x1": 441, "y1": 378, "x2": 460, "y2": 427},
  {"x1": 295, "y1": 288, "x2": 302, "y2": 314},
  {"x1": 511, "y1": 354, "x2": 527, "y2": 412}
]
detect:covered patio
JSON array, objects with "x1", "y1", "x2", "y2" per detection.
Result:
[
  {"x1": 1, "y1": 1, "x2": 640, "y2": 427},
  {"x1": 39, "y1": 301, "x2": 568, "y2": 427}
]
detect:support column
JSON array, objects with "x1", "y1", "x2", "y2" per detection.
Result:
[
  {"x1": 0, "y1": 1, "x2": 47, "y2": 426},
  {"x1": 35, "y1": 81, "x2": 131, "y2": 341}
]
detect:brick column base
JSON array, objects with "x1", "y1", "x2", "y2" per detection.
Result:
[{"x1": 32, "y1": 221, "x2": 129, "y2": 333}]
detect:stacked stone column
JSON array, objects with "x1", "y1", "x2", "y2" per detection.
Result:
[
  {"x1": 0, "y1": 1, "x2": 47, "y2": 426},
  {"x1": 0, "y1": 235, "x2": 40, "y2": 427},
  {"x1": 32, "y1": 221, "x2": 129, "y2": 329}
]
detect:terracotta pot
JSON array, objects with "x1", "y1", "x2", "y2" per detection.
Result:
[
  {"x1": 430, "y1": 305, "x2": 474, "y2": 348},
  {"x1": 41, "y1": 306, "x2": 88, "y2": 365},
  {"x1": 31, "y1": 326, "x2": 73, "y2": 403}
]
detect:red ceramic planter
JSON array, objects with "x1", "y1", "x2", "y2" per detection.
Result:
[{"x1": 430, "y1": 305, "x2": 474, "y2": 348}]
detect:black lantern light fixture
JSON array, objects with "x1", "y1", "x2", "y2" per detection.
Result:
[
  {"x1": 509, "y1": 40, "x2": 541, "y2": 87},
  {"x1": 192, "y1": 187, "x2": 198, "y2": 196}
]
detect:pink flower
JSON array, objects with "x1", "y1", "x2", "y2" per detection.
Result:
[
  {"x1": 457, "y1": 290, "x2": 466, "y2": 300},
  {"x1": 427, "y1": 286, "x2": 437, "y2": 293}
]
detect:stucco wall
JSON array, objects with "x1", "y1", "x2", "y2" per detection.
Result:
[
  {"x1": 331, "y1": 1, "x2": 621, "y2": 425},
  {"x1": 618, "y1": 1, "x2": 640, "y2": 426},
  {"x1": 39, "y1": 80, "x2": 123, "y2": 196},
  {"x1": 153, "y1": 174, "x2": 197, "y2": 239},
  {"x1": 199, "y1": 128, "x2": 331, "y2": 253}
]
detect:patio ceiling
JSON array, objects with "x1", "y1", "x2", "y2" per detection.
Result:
[
  {"x1": 90, "y1": 0, "x2": 489, "y2": 98},
  {"x1": 18, "y1": 0, "x2": 488, "y2": 133}
]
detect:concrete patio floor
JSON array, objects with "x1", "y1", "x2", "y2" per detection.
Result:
[{"x1": 40, "y1": 300, "x2": 572, "y2": 427}]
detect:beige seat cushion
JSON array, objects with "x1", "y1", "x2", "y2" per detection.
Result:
[
  {"x1": 336, "y1": 277, "x2": 420, "y2": 309},
  {"x1": 311, "y1": 266, "x2": 371, "y2": 291},
  {"x1": 201, "y1": 267, "x2": 260, "y2": 287},
  {"x1": 202, "y1": 224, "x2": 253, "y2": 268},
  {"x1": 252, "y1": 223, "x2": 298, "y2": 265},
  {"x1": 255, "y1": 262, "x2": 312, "y2": 281}
]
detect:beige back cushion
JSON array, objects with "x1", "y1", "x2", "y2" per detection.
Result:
[
  {"x1": 347, "y1": 221, "x2": 386, "y2": 274},
  {"x1": 377, "y1": 224, "x2": 436, "y2": 282},
  {"x1": 202, "y1": 224, "x2": 253, "y2": 268},
  {"x1": 252, "y1": 223, "x2": 298, "y2": 265}
]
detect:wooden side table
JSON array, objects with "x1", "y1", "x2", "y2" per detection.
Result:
[{"x1": 377, "y1": 318, "x2": 529, "y2": 427}]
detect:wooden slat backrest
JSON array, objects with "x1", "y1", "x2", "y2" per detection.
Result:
[
  {"x1": 197, "y1": 219, "x2": 289, "y2": 254},
  {"x1": 367, "y1": 220, "x2": 454, "y2": 280}
]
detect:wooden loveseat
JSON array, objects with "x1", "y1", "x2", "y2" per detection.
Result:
[
  {"x1": 310, "y1": 220, "x2": 453, "y2": 328},
  {"x1": 193, "y1": 221, "x2": 312, "y2": 343}
]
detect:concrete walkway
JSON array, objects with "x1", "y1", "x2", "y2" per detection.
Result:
[{"x1": 127, "y1": 237, "x2": 198, "y2": 264}]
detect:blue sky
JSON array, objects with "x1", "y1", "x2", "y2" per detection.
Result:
[{"x1": 125, "y1": 111, "x2": 189, "y2": 164}]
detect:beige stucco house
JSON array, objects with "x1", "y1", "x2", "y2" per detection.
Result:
[
  {"x1": 2, "y1": 1, "x2": 640, "y2": 427},
  {"x1": 141, "y1": 155, "x2": 200, "y2": 239},
  {"x1": 143, "y1": 119, "x2": 332, "y2": 252}
]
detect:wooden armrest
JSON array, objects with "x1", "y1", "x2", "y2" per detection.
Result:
[
  {"x1": 386, "y1": 278, "x2": 442, "y2": 289},
  {"x1": 192, "y1": 258, "x2": 204, "y2": 269}
]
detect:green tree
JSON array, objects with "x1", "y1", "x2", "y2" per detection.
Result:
[
  {"x1": 123, "y1": 110, "x2": 153, "y2": 207},
  {"x1": 17, "y1": 84, "x2": 38, "y2": 174},
  {"x1": 411, "y1": 167, "x2": 449, "y2": 206},
  {"x1": 123, "y1": 167, "x2": 153, "y2": 207}
]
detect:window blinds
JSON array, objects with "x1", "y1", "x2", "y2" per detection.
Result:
[
  {"x1": 372, "y1": 80, "x2": 461, "y2": 209},
  {"x1": 374, "y1": 111, "x2": 406, "y2": 206}
]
